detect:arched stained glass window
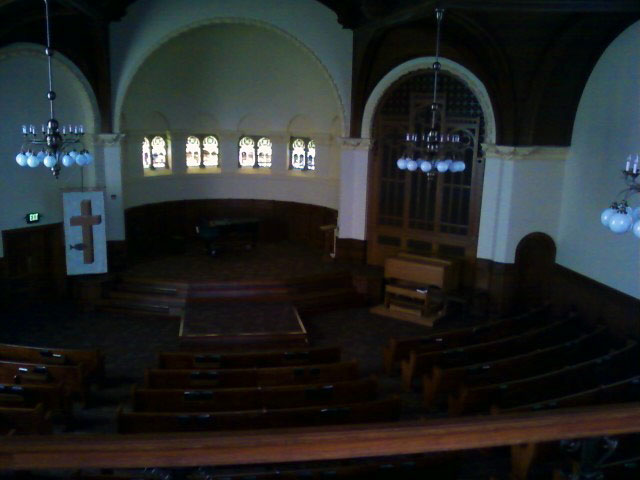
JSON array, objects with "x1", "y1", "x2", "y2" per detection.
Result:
[
  {"x1": 257, "y1": 137, "x2": 272, "y2": 168},
  {"x1": 202, "y1": 136, "x2": 219, "y2": 167},
  {"x1": 307, "y1": 140, "x2": 316, "y2": 171},
  {"x1": 239, "y1": 136, "x2": 256, "y2": 167},
  {"x1": 238, "y1": 136, "x2": 271, "y2": 168},
  {"x1": 289, "y1": 137, "x2": 315, "y2": 170},
  {"x1": 186, "y1": 135, "x2": 219, "y2": 168},
  {"x1": 186, "y1": 136, "x2": 201, "y2": 168},
  {"x1": 291, "y1": 138, "x2": 306, "y2": 169},
  {"x1": 151, "y1": 136, "x2": 168, "y2": 169},
  {"x1": 142, "y1": 137, "x2": 151, "y2": 169}
]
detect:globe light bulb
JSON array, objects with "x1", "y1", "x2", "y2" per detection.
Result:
[
  {"x1": 420, "y1": 161, "x2": 432, "y2": 173},
  {"x1": 15, "y1": 152, "x2": 28, "y2": 167},
  {"x1": 62, "y1": 154, "x2": 73, "y2": 167},
  {"x1": 452, "y1": 160, "x2": 466, "y2": 172},
  {"x1": 27, "y1": 153, "x2": 40, "y2": 168},
  {"x1": 407, "y1": 159, "x2": 418, "y2": 171},
  {"x1": 75, "y1": 153, "x2": 87, "y2": 166},
  {"x1": 43, "y1": 154, "x2": 57, "y2": 168},
  {"x1": 600, "y1": 208, "x2": 616, "y2": 228},
  {"x1": 436, "y1": 160, "x2": 449, "y2": 173},
  {"x1": 609, "y1": 212, "x2": 633, "y2": 234},
  {"x1": 397, "y1": 157, "x2": 408, "y2": 170},
  {"x1": 633, "y1": 220, "x2": 640, "y2": 239},
  {"x1": 83, "y1": 152, "x2": 93, "y2": 165}
]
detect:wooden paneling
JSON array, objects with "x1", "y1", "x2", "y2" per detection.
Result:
[
  {"x1": 125, "y1": 200, "x2": 338, "y2": 261},
  {"x1": 336, "y1": 238, "x2": 367, "y2": 264},
  {"x1": 1, "y1": 223, "x2": 67, "y2": 304},
  {"x1": 551, "y1": 264, "x2": 640, "y2": 340}
]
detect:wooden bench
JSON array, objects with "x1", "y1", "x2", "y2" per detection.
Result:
[
  {"x1": 132, "y1": 377, "x2": 378, "y2": 412},
  {"x1": 0, "y1": 404, "x2": 52, "y2": 435},
  {"x1": 423, "y1": 326, "x2": 610, "y2": 409},
  {"x1": 501, "y1": 374, "x2": 640, "y2": 414},
  {"x1": 117, "y1": 396, "x2": 401, "y2": 433},
  {"x1": 158, "y1": 346, "x2": 341, "y2": 369},
  {"x1": 0, "y1": 360, "x2": 86, "y2": 401},
  {"x1": 455, "y1": 341, "x2": 638, "y2": 415},
  {"x1": 0, "y1": 343, "x2": 104, "y2": 382},
  {"x1": 401, "y1": 315, "x2": 579, "y2": 391},
  {"x1": 0, "y1": 383, "x2": 68, "y2": 413},
  {"x1": 383, "y1": 304, "x2": 551, "y2": 374},
  {"x1": 144, "y1": 361, "x2": 360, "y2": 389}
]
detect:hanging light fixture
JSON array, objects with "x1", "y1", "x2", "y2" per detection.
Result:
[
  {"x1": 396, "y1": 8, "x2": 464, "y2": 177},
  {"x1": 14, "y1": 0, "x2": 92, "y2": 179},
  {"x1": 600, "y1": 154, "x2": 640, "y2": 239}
]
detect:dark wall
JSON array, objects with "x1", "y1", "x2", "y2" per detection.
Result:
[{"x1": 125, "y1": 199, "x2": 338, "y2": 261}]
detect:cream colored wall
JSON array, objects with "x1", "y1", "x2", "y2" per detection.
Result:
[
  {"x1": 119, "y1": 22, "x2": 344, "y2": 210},
  {"x1": 557, "y1": 20, "x2": 640, "y2": 299},
  {"x1": 0, "y1": 44, "x2": 99, "y2": 257}
]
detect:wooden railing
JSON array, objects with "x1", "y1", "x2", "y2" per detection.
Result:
[{"x1": 1, "y1": 403, "x2": 639, "y2": 476}]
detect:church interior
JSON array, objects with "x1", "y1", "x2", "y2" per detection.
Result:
[{"x1": 0, "y1": 0, "x2": 639, "y2": 478}]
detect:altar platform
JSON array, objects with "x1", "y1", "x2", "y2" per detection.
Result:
[{"x1": 179, "y1": 302, "x2": 308, "y2": 350}]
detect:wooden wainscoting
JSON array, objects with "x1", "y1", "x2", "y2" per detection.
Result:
[
  {"x1": 125, "y1": 200, "x2": 338, "y2": 261},
  {"x1": 551, "y1": 265, "x2": 640, "y2": 340},
  {"x1": 1, "y1": 223, "x2": 67, "y2": 304}
]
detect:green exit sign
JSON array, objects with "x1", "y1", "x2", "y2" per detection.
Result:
[{"x1": 25, "y1": 212, "x2": 41, "y2": 224}]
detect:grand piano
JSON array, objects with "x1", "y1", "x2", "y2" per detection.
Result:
[{"x1": 195, "y1": 218, "x2": 260, "y2": 255}]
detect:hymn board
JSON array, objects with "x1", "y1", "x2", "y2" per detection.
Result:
[{"x1": 62, "y1": 191, "x2": 108, "y2": 275}]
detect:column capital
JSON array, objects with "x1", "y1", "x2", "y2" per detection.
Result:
[
  {"x1": 482, "y1": 144, "x2": 568, "y2": 162},
  {"x1": 96, "y1": 133, "x2": 126, "y2": 146},
  {"x1": 340, "y1": 137, "x2": 372, "y2": 151}
]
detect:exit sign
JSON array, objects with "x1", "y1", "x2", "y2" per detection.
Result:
[{"x1": 25, "y1": 212, "x2": 41, "y2": 224}]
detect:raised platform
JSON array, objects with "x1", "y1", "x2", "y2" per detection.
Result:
[
  {"x1": 96, "y1": 242, "x2": 367, "y2": 317},
  {"x1": 179, "y1": 302, "x2": 307, "y2": 350}
]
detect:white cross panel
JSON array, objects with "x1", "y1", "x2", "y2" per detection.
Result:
[{"x1": 63, "y1": 191, "x2": 108, "y2": 275}]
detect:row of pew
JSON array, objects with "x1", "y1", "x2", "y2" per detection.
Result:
[
  {"x1": 384, "y1": 304, "x2": 640, "y2": 415},
  {"x1": 118, "y1": 344, "x2": 401, "y2": 433},
  {"x1": 0, "y1": 342, "x2": 105, "y2": 434}
]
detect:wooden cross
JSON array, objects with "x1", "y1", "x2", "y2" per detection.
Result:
[{"x1": 69, "y1": 199, "x2": 102, "y2": 264}]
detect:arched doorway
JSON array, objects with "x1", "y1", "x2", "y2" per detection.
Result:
[{"x1": 366, "y1": 70, "x2": 486, "y2": 286}]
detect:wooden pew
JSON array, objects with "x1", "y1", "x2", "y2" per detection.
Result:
[
  {"x1": 117, "y1": 396, "x2": 401, "y2": 433},
  {"x1": 383, "y1": 304, "x2": 551, "y2": 374},
  {"x1": 132, "y1": 377, "x2": 378, "y2": 412},
  {"x1": 0, "y1": 404, "x2": 52, "y2": 434},
  {"x1": 502, "y1": 374, "x2": 640, "y2": 413},
  {"x1": 456, "y1": 341, "x2": 638, "y2": 415},
  {"x1": 401, "y1": 315, "x2": 579, "y2": 391},
  {"x1": 144, "y1": 361, "x2": 360, "y2": 389},
  {"x1": 0, "y1": 343, "x2": 104, "y2": 382},
  {"x1": 424, "y1": 326, "x2": 610, "y2": 409},
  {"x1": 158, "y1": 346, "x2": 341, "y2": 369},
  {"x1": 132, "y1": 378, "x2": 378, "y2": 412},
  {"x1": 0, "y1": 360, "x2": 86, "y2": 401},
  {"x1": 0, "y1": 383, "x2": 68, "y2": 412}
]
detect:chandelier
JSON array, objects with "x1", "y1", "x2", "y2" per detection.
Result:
[
  {"x1": 396, "y1": 8, "x2": 464, "y2": 177},
  {"x1": 14, "y1": 0, "x2": 92, "y2": 179},
  {"x1": 600, "y1": 154, "x2": 640, "y2": 239}
]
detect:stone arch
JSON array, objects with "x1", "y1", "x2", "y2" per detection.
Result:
[
  {"x1": 114, "y1": 18, "x2": 346, "y2": 136},
  {"x1": 360, "y1": 57, "x2": 496, "y2": 143}
]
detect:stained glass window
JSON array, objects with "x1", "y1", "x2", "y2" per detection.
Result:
[
  {"x1": 238, "y1": 136, "x2": 271, "y2": 168},
  {"x1": 202, "y1": 136, "x2": 219, "y2": 167},
  {"x1": 289, "y1": 137, "x2": 315, "y2": 170},
  {"x1": 257, "y1": 137, "x2": 272, "y2": 168},
  {"x1": 186, "y1": 136, "x2": 201, "y2": 168},
  {"x1": 151, "y1": 136, "x2": 168, "y2": 169},
  {"x1": 186, "y1": 135, "x2": 219, "y2": 168},
  {"x1": 142, "y1": 137, "x2": 151, "y2": 169},
  {"x1": 239, "y1": 136, "x2": 255, "y2": 167}
]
